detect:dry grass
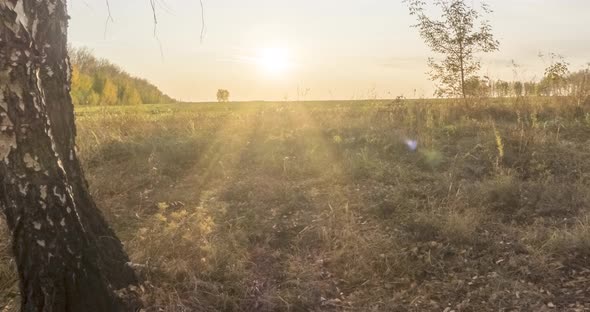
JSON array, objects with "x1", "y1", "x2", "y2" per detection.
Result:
[{"x1": 1, "y1": 98, "x2": 590, "y2": 311}]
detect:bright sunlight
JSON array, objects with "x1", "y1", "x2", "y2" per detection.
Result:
[{"x1": 255, "y1": 46, "x2": 293, "y2": 75}]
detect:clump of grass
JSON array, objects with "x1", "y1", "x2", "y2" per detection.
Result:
[
  {"x1": 403, "y1": 208, "x2": 483, "y2": 246},
  {"x1": 481, "y1": 174, "x2": 521, "y2": 215},
  {"x1": 403, "y1": 211, "x2": 442, "y2": 242},
  {"x1": 441, "y1": 209, "x2": 483, "y2": 245},
  {"x1": 545, "y1": 217, "x2": 590, "y2": 255},
  {"x1": 521, "y1": 215, "x2": 590, "y2": 259}
]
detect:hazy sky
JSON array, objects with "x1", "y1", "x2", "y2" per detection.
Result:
[{"x1": 68, "y1": 0, "x2": 590, "y2": 101}]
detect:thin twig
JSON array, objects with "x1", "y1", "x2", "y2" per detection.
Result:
[
  {"x1": 155, "y1": 35, "x2": 164, "y2": 61},
  {"x1": 103, "y1": 0, "x2": 114, "y2": 39},
  {"x1": 149, "y1": 0, "x2": 165, "y2": 61},
  {"x1": 149, "y1": 0, "x2": 158, "y2": 37},
  {"x1": 199, "y1": 0, "x2": 206, "y2": 43},
  {"x1": 155, "y1": 0, "x2": 175, "y2": 15}
]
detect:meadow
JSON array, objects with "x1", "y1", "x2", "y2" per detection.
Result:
[{"x1": 1, "y1": 98, "x2": 590, "y2": 311}]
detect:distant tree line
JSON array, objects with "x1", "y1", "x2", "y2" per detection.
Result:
[
  {"x1": 463, "y1": 65, "x2": 589, "y2": 103},
  {"x1": 69, "y1": 47, "x2": 176, "y2": 105}
]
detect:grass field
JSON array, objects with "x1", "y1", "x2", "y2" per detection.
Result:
[{"x1": 1, "y1": 98, "x2": 590, "y2": 311}]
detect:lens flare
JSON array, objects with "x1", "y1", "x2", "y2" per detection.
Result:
[{"x1": 405, "y1": 139, "x2": 418, "y2": 151}]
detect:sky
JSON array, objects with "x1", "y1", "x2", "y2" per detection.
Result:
[{"x1": 68, "y1": 0, "x2": 590, "y2": 102}]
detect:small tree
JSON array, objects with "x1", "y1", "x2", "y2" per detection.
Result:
[
  {"x1": 71, "y1": 65, "x2": 98, "y2": 105},
  {"x1": 524, "y1": 81, "x2": 537, "y2": 96},
  {"x1": 101, "y1": 79, "x2": 119, "y2": 105},
  {"x1": 406, "y1": 0, "x2": 499, "y2": 98},
  {"x1": 542, "y1": 53, "x2": 570, "y2": 96},
  {"x1": 513, "y1": 81, "x2": 523, "y2": 97},
  {"x1": 464, "y1": 76, "x2": 490, "y2": 97},
  {"x1": 570, "y1": 64, "x2": 590, "y2": 106},
  {"x1": 123, "y1": 86, "x2": 143, "y2": 105},
  {"x1": 496, "y1": 80, "x2": 511, "y2": 97},
  {"x1": 216, "y1": 89, "x2": 230, "y2": 102}
]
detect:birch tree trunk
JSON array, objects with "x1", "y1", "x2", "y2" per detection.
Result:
[{"x1": 0, "y1": 0, "x2": 138, "y2": 310}]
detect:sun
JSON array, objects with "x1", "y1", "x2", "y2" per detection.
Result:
[{"x1": 256, "y1": 47, "x2": 292, "y2": 75}]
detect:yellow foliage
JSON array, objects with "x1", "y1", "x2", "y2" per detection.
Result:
[
  {"x1": 494, "y1": 127, "x2": 504, "y2": 159},
  {"x1": 170, "y1": 210, "x2": 188, "y2": 221},
  {"x1": 155, "y1": 213, "x2": 167, "y2": 223},
  {"x1": 157, "y1": 202, "x2": 169, "y2": 211},
  {"x1": 198, "y1": 216, "x2": 215, "y2": 236},
  {"x1": 71, "y1": 64, "x2": 98, "y2": 105},
  {"x1": 101, "y1": 79, "x2": 118, "y2": 106}
]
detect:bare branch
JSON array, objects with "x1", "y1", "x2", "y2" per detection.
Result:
[
  {"x1": 155, "y1": 0, "x2": 175, "y2": 15},
  {"x1": 149, "y1": 0, "x2": 158, "y2": 37},
  {"x1": 102, "y1": 0, "x2": 205, "y2": 59},
  {"x1": 200, "y1": 0, "x2": 206, "y2": 44},
  {"x1": 104, "y1": 0, "x2": 114, "y2": 39},
  {"x1": 148, "y1": 0, "x2": 164, "y2": 60}
]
